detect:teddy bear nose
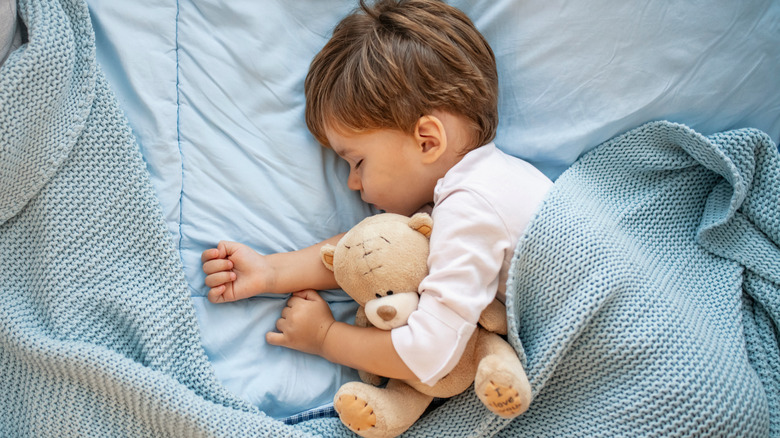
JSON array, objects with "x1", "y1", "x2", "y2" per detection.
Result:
[{"x1": 377, "y1": 305, "x2": 397, "y2": 321}]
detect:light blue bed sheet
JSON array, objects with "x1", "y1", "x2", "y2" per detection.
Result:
[
  {"x1": 87, "y1": 0, "x2": 780, "y2": 419},
  {"x1": 88, "y1": 0, "x2": 370, "y2": 418}
]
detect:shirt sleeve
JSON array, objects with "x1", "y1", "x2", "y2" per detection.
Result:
[{"x1": 391, "y1": 189, "x2": 512, "y2": 386}]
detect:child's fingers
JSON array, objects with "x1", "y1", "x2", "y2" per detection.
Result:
[
  {"x1": 202, "y1": 241, "x2": 241, "y2": 263},
  {"x1": 204, "y1": 271, "x2": 236, "y2": 288},
  {"x1": 202, "y1": 258, "x2": 234, "y2": 274},
  {"x1": 200, "y1": 247, "x2": 221, "y2": 263},
  {"x1": 292, "y1": 289, "x2": 321, "y2": 301},
  {"x1": 218, "y1": 240, "x2": 245, "y2": 258},
  {"x1": 265, "y1": 331, "x2": 285, "y2": 347},
  {"x1": 207, "y1": 285, "x2": 226, "y2": 303}
]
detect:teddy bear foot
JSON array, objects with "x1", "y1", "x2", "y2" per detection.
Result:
[
  {"x1": 334, "y1": 393, "x2": 377, "y2": 434},
  {"x1": 334, "y1": 380, "x2": 433, "y2": 438},
  {"x1": 480, "y1": 380, "x2": 528, "y2": 419},
  {"x1": 474, "y1": 353, "x2": 532, "y2": 419}
]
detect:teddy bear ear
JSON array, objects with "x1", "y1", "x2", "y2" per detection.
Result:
[
  {"x1": 408, "y1": 212, "x2": 433, "y2": 238},
  {"x1": 321, "y1": 244, "x2": 336, "y2": 271}
]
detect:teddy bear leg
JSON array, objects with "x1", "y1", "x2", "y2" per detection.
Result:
[
  {"x1": 473, "y1": 330, "x2": 532, "y2": 419},
  {"x1": 334, "y1": 379, "x2": 433, "y2": 438}
]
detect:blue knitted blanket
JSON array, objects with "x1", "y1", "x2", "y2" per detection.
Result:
[
  {"x1": 502, "y1": 122, "x2": 780, "y2": 437},
  {"x1": 1, "y1": 0, "x2": 778, "y2": 437}
]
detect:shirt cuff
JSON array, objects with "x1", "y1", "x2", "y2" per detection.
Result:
[{"x1": 391, "y1": 293, "x2": 476, "y2": 386}]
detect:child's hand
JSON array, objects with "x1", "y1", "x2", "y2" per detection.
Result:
[
  {"x1": 201, "y1": 241, "x2": 270, "y2": 303},
  {"x1": 266, "y1": 290, "x2": 335, "y2": 356}
]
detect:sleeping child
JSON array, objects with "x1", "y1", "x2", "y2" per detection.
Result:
[{"x1": 201, "y1": 0, "x2": 551, "y2": 404}]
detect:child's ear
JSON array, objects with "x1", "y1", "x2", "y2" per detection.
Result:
[{"x1": 415, "y1": 115, "x2": 447, "y2": 163}]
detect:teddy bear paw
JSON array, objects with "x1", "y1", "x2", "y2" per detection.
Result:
[
  {"x1": 334, "y1": 394, "x2": 377, "y2": 434},
  {"x1": 481, "y1": 380, "x2": 529, "y2": 419}
]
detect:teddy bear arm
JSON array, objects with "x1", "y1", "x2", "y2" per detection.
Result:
[
  {"x1": 355, "y1": 306, "x2": 369, "y2": 328},
  {"x1": 359, "y1": 370, "x2": 385, "y2": 386},
  {"x1": 478, "y1": 299, "x2": 508, "y2": 335}
]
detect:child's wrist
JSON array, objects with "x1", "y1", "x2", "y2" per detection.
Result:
[
  {"x1": 260, "y1": 254, "x2": 284, "y2": 293},
  {"x1": 320, "y1": 321, "x2": 346, "y2": 362}
]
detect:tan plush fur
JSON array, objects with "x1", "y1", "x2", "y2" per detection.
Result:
[{"x1": 321, "y1": 213, "x2": 531, "y2": 438}]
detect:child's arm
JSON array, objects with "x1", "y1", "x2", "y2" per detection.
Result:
[
  {"x1": 266, "y1": 290, "x2": 418, "y2": 381},
  {"x1": 201, "y1": 234, "x2": 344, "y2": 303}
]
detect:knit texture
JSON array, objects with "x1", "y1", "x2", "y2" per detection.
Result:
[
  {"x1": 2, "y1": 0, "x2": 778, "y2": 437},
  {"x1": 0, "y1": 0, "x2": 310, "y2": 436},
  {"x1": 502, "y1": 121, "x2": 778, "y2": 437}
]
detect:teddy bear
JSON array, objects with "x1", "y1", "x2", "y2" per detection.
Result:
[{"x1": 320, "y1": 212, "x2": 531, "y2": 438}]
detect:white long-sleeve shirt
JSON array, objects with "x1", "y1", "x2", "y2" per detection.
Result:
[{"x1": 391, "y1": 143, "x2": 552, "y2": 386}]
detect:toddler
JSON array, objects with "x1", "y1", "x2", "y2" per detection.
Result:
[{"x1": 202, "y1": 0, "x2": 552, "y2": 387}]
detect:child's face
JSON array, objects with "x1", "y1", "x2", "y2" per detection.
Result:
[{"x1": 325, "y1": 126, "x2": 435, "y2": 216}]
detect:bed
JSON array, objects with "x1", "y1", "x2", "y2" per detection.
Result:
[{"x1": 1, "y1": 0, "x2": 778, "y2": 436}]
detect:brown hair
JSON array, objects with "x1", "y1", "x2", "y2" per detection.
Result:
[{"x1": 305, "y1": 0, "x2": 498, "y2": 150}]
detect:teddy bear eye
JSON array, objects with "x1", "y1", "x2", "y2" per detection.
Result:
[
  {"x1": 386, "y1": 290, "x2": 393, "y2": 295},
  {"x1": 375, "y1": 293, "x2": 382, "y2": 299}
]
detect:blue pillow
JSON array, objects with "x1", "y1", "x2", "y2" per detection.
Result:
[{"x1": 451, "y1": 0, "x2": 780, "y2": 178}]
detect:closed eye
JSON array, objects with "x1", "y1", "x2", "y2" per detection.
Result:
[{"x1": 355, "y1": 159, "x2": 363, "y2": 169}]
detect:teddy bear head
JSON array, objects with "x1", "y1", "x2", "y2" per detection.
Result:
[{"x1": 321, "y1": 213, "x2": 432, "y2": 330}]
